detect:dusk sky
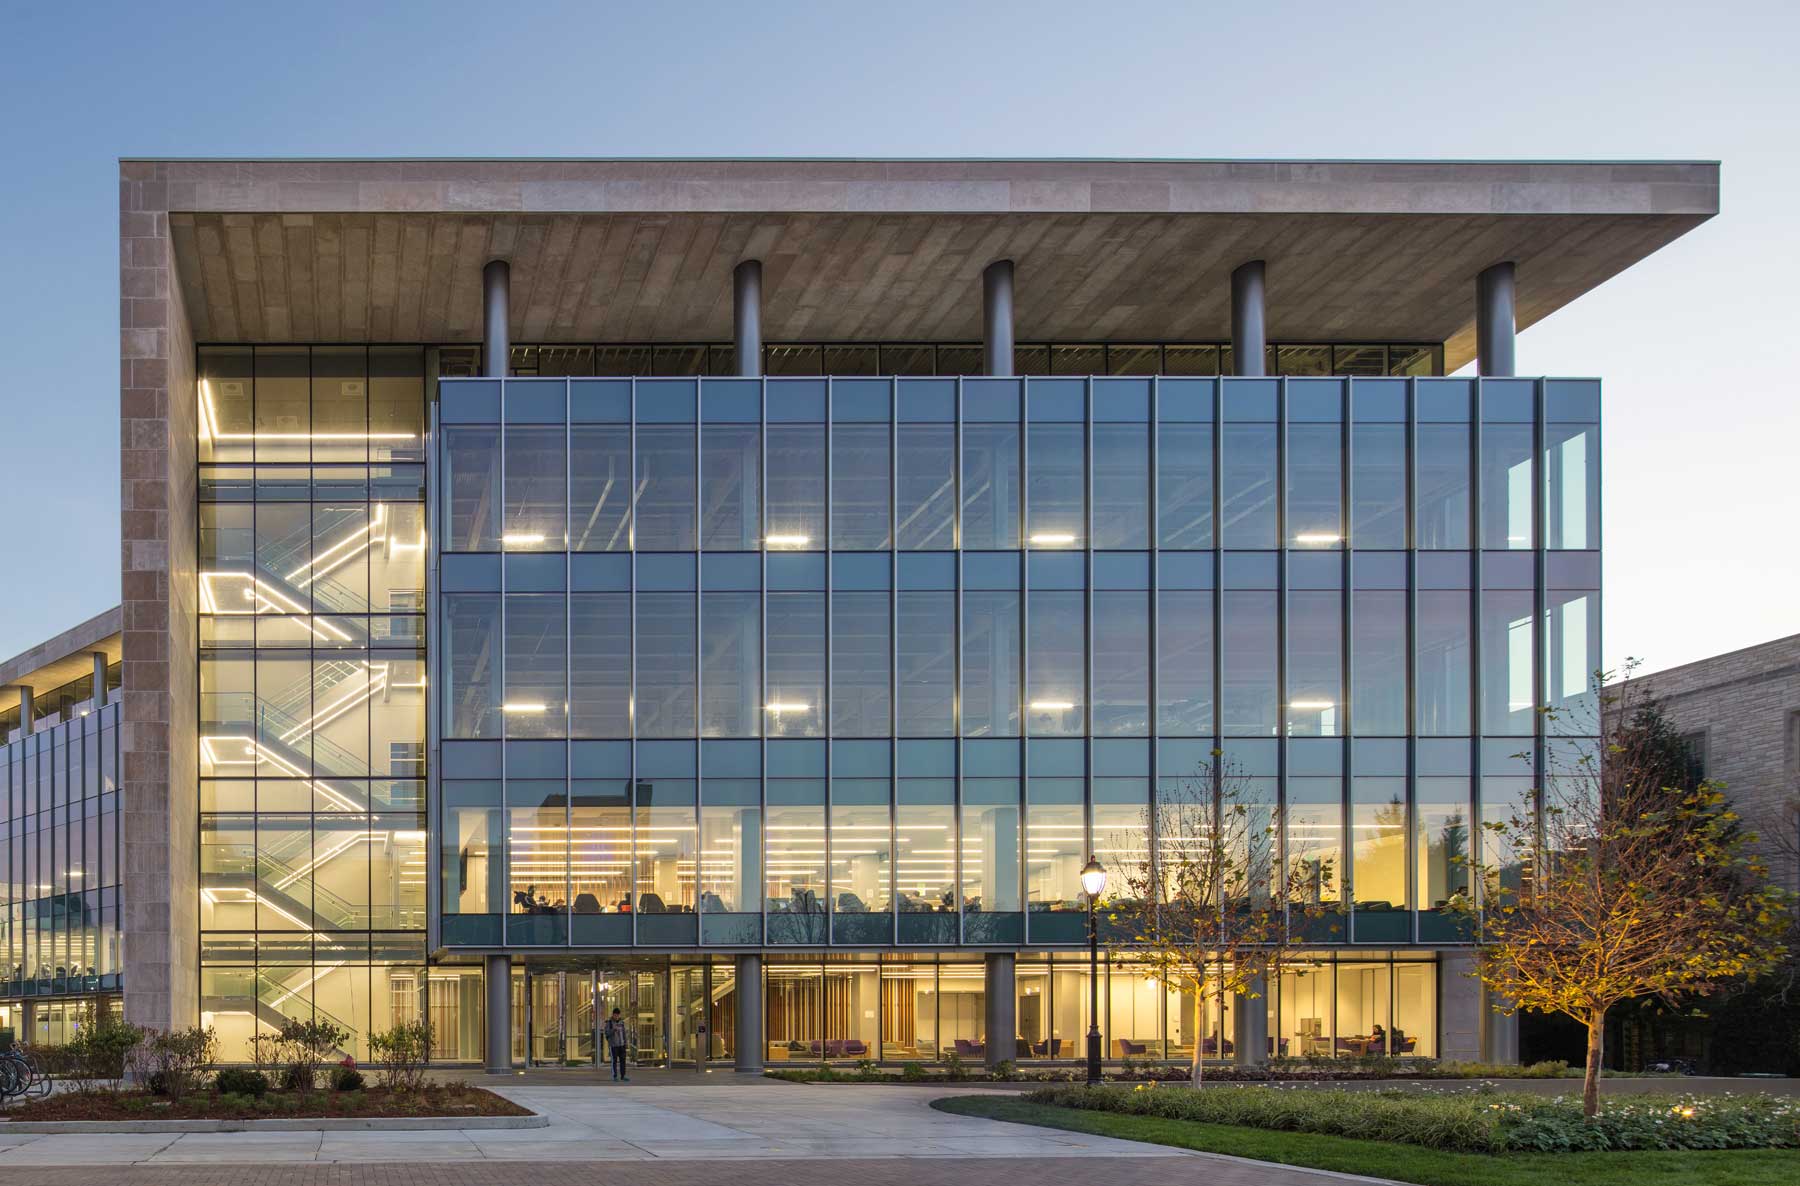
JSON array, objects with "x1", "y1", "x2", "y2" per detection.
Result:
[{"x1": 0, "y1": 0, "x2": 1793, "y2": 673}]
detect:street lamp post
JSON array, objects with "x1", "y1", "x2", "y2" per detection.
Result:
[{"x1": 1080, "y1": 857, "x2": 1107, "y2": 1086}]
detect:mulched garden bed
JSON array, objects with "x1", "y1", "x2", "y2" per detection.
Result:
[{"x1": 1, "y1": 1083, "x2": 530, "y2": 1122}]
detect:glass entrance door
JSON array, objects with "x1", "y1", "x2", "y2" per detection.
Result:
[
  {"x1": 528, "y1": 968, "x2": 597, "y2": 1065},
  {"x1": 632, "y1": 968, "x2": 667, "y2": 1064},
  {"x1": 528, "y1": 971, "x2": 565, "y2": 1065},
  {"x1": 570, "y1": 972, "x2": 596, "y2": 1064},
  {"x1": 597, "y1": 967, "x2": 632, "y2": 1067},
  {"x1": 671, "y1": 964, "x2": 706, "y2": 1066}
]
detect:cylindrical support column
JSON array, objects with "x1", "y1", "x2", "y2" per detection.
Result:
[
  {"x1": 1231, "y1": 260, "x2": 1267, "y2": 376},
  {"x1": 1481, "y1": 990, "x2": 1522, "y2": 1065},
  {"x1": 982, "y1": 259, "x2": 1015, "y2": 376},
  {"x1": 1476, "y1": 261, "x2": 1517, "y2": 377},
  {"x1": 484, "y1": 953, "x2": 512, "y2": 1074},
  {"x1": 92, "y1": 654, "x2": 108, "y2": 708},
  {"x1": 1438, "y1": 952, "x2": 1482, "y2": 1062},
  {"x1": 733, "y1": 260, "x2": 764, "y2": 377},
  {"x1": 1232, "y1": 974, "x2": 1270, "y2": 1066},
  {"x1": 984, "y1": 952, "x2": 1017, "y2": 1068},
  {"x1": 17, "y1": 686, "x2": 33, "y2": 737},
  {"x1": 482, "y1": 259, "x2": 510, "y2": 379},
  {"x1": 734, "y1": 953, "x2": 764, "y2": 1073}
]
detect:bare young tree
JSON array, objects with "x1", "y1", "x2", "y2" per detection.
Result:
[
  {"x1": 1459, "y1": 667, "x2": 1793, "y2": 1116},
  {"x1": 1104, "y1": 753, "x2": 1341, "y2": 1085}
]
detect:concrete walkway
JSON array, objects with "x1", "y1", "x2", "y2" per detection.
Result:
[{"x1": 0, "y1": 1080, "x2": 1395, "y2": 1183}]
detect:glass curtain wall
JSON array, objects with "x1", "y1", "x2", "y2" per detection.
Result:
[
  {"x1": 427, "y1": 374, "x2": 1597, "y2": 982},
  {"x1": 0, "y1": 708, "x2": 122, "y2": 1003},
  {"x1": 198, "y1": 345, "x2": 429, "y2": 1061},
  {"x1": 507, "y1": 341, "x2": 1443, "y2": 379}
]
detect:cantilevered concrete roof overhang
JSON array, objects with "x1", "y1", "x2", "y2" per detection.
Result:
[
  {"x1": 0, "y1": 605, "x2": 122, "y2": 697},
  {"x1": 143, "y1": 158, "x2": 1719, "y2": 370}
]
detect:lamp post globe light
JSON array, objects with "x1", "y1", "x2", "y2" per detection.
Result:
[{"x1": 1081, "y1": 857, "x2": 1107, "y2": 1085}]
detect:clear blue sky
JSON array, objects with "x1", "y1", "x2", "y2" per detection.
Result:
[{"x1": 0, "y1": 0, "x2": 1794, "y2": 673}]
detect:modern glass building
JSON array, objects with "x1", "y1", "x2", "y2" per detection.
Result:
[
  {"x1": 407, "y1": 363, "x2": 1600, "y2": 1068},
  {"x1": 63, "y1": 156, "x2": 1723, "y2": 1069},
  {"x1": 0, "y1": 611, "x2": 124, "y2": 1045}
]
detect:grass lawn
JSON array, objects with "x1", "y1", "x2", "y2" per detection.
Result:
[{"x1": 931, "y1": 1095, "x2": 1800, "y2": 1186}]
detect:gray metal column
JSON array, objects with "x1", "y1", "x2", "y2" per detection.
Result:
[
  {"x1": 16, "y1": 686, "x2": 33, "y2": 737},
  {"x1": 92, "y1": 653, "x2": 108, "y2": 708},
  {"x1": 1438, "y1": 952, "x2": 1482, "y2": 1061},
  {"x1": 734, "y1": 260, "x2": 763, "y2": 377},
  {"x1": 1231, "y1": 260, "x2": 1267, "y2": 376},
  {"x1": 473, "y1": 234, "x2": 508, "y2": 1071},
  {"x1": 984, "y1": 952, "x2": 1017, "y2": 1068},
  {"x1": 482, "y1": 259, "x2": 510, "y2": 379},
  {"x1": 484, "y1": 953, "x2": 512, "y2": 1073},
  {"x1": 1232, "y1": 974, "x2": 1270, "y2": 1066},
  {"x1": 1481, "y1": 990, "x2": 1522, "y2": 1065},
  {"x1": 983, "y1": 259, "x2": 1015, "y2": 376},
  {"x1": 1476, "y1": 261, "x2": 1517, "y2": 376},
  {"x1": 734, "y1": 954, "x2": 764, "y2": 1073}
]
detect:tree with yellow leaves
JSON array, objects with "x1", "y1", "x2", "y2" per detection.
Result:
[{"x1": 1458, "y1": 668, "x2": 1792, "y2": 1116}]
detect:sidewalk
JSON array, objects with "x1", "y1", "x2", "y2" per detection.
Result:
[{"x1": 0, "y1": 1081, "x2": 1397, "y2": 1183}]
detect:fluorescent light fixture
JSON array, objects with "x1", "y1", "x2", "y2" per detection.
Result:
[
  {"x1": 502, "y1": 533, "x2": 546, "y2": 545},
  {"x1": 765, "y1": 534, "x2": 811, "y2": 547},
  {"x1": 1294, "y1": 533, "x2": 1341, "y2": 545},
  {"x1": 1029, "y1": 700, "x2": 1076, "y2": 711},
  {"x1": 1288, "y1": 700, "x2": 1336, "y2": 710},
  {"x1": 1029, "y1": 533, "x2": 1078, "y2": 546},
  {"x1": 502, "y1": 702, "x2": 548, "y2": 713},
  {"x1": 765, "y1": 702, "x2": 812, "y2": 714}
]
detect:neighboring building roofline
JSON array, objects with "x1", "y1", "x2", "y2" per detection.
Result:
[
  {"x1": 1623, "y1": 633, "x2": 1800, "y2": 694},
  {"x1": 0, "y1": 605, "x2": 124, "y2": 690}
]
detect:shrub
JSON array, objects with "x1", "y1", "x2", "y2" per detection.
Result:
[
  {"x1": 69, "y1": 1014, "x2": 146, "y2": 1088},
  {"x1": 900, "y1": 1061, "x2": 928, "y2": 1082},
  {"x1": 37, "y1": 1012, "x2": 146, "y2": 1092},
  {"x1": 129, "y1": 1026, "x2": 218, "y2": 1102},
  {"x1": 1025, "y1": 1084, "x2": 1800, "y2": 1153},
  {"x1": 368, "y1": 1020, "x2": 432, "y2": 1092},
  {"x1": 1433, "y1": 1059, "x2": 1571, "y2": 1080},
  {"x1": 268, "y1": 1017, "x2": 351, "y2": 1092},
  {"x1": 852, "y1": 1057, "x2": 882, "y2": 1081},
  {"x1": 215, "y1": 1067, "x2": 270, "y2": 1098},
  {"x1": 331, "y1": 1065, "x2": 365, "y2": 1091},
  {"x1": 991, "y1": 1059, "x2": 1020, "y2": 1082},
  {"x1": 942, "y1": 1052, "x2": 968, "y2": 1081}
]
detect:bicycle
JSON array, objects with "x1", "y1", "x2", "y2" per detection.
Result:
[{"x1": 0, "y1": 1045, "x2": 51, "y2": 1101}]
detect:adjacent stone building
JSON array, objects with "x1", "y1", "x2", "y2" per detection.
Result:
[{"x1": 1625, "y1": 635, "x2": 1800, "y2": 894}]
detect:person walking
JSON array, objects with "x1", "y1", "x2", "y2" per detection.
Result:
[{"x1": 603, "y1": 1007, "x2": 630, "y2": 1082}]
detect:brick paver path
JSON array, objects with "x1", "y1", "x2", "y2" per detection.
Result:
[{"x1": 0, "y1": 1157, "x2": 1380, "y2": 1186}]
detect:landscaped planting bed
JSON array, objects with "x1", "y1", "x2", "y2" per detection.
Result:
[
  {"x1": 766, "y1": 1056, "x2": 1676, "y2": 1085},
  {"x1": 1019, "y1": 1083, "x2": 1800, "y2": 1152},
  {"x1": 2, "y1": 1083, "x2": 529, "y2": 1123}
]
